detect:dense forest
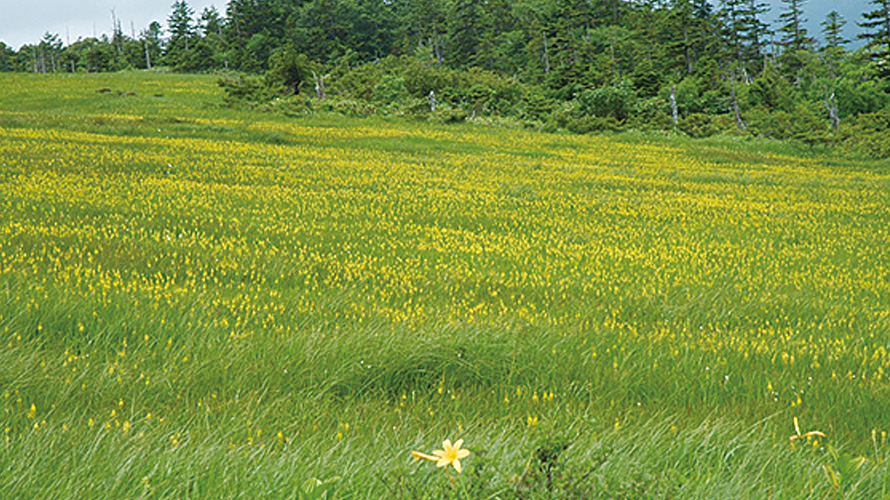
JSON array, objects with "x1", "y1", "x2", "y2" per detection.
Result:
[{"x1": 2, "y1": 0, "x2": 890, "y2": 156}]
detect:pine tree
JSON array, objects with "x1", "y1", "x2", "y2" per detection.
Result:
[
  {"x1": 141, "y1": 22, "x2": 163, "y2": 70},
  {"x1": 475, "y1": 0, "x2": 516, "y2": 71},
  {"x1": 166, "y1": 0, "x2": 196, "y2": 68},
  {"x1": 858, "y1": 0, "x2": 890, "y2": 69},
  {"x1": 37, "y1": 32, "x2": 63, "y2": 73},
  {"x1": 294, "y1": 0, "x2": 349, "y2": 63},
  {"x1": 448, "y1": 0, "x2": 482, "y2": 67},
  {"x1": 718, "y1": 0, "x2": 769, "y2": 73},
  {"x1": 777, "y1": 0, "x2": 814, "y2": 51},
  {"x1": 822, "y1": 11, "x2": 849, "y2": 49},
  {"x1": 199, "y1": 6, "x2": 226, "y2": 68},
  {"x1": 202, "y1": 6, "x2": 223, "y2": 36},
  {"x1": 821, "y1": 11, "x2": 848, "y2": 76},
  {"x1": 740, "y1": 0, "x2": 770, "y2": 63},
  {"x1": 0, "y1": 42, "x2": 15, "y2": 72},
  {"x1": 718, "y1": 0, "x2": 747, "y2": 67},
  {"x1": 343, "y1": 0, "x2": 400, "y2": 62},
  {"x1": 665, "y1": 0, "x2": 694, "y2": 73},
  {"x1": 549, "y1": 0, "x2": 592, "y2": 69},
  {"x1": 224, "y1": 0, "x2": 289, "y2": 71}
]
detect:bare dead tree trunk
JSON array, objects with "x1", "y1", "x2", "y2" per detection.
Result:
[
  {"x1": 429, "y1": 90, "x2": 436, "y2": 112},
  {"x1": 670, "y1": 85, "x2": 679, "y2": 126},
  {"x1": 730, "y1": 80, "x2": 746, "y2": 133},
  {"x1": 313, "y1": 72, "x2": 326, "y2": 100},
  {"x1": 542, "y1": 32, "x2": 550, "y2": 74},
  {"x1": 825, "y1": 92, "x2": 839, "y2": 132},
  {"x1": 145, "y1": 42, "x2": 152, "y2": 69}
]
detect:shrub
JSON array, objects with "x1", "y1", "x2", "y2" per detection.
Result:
[
  {"x1": 840, "y1": 109, "x2": 890, "y2": 158},
  {"x1": 566, "y1": 115, "x2": 621, "y2": 134},
  {"x1": 218, "y1": 75, "x2": 268, "y2": 105},
  {"x1": 575, "y1": 83, "x2": 634, "y2": 122},
  {"x1": 524, "y1": 89, "x2": 555, "y2": 121},
  {"x1": 679, "y1": 113, "x2": 720, "y2": 138},
  {"x1": 265, "y1": 46, "x2": 315, "y2": 96},
  {"x1": 371, "y1": 74, "x2": 407, "y2": 104}
]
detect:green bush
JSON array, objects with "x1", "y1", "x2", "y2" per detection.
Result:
[
  {"x1": 628, "y1": 96, "x2": 671, "y2": 130},
  {"x1": 430, "y1": 104, "x2": 468, "y2": 124},
  {"x1": 403, "y1": 60, "x2": 453, "y2": 97},
  {"x1": 371, "y1": 74, "x2": 407, "y2": 104},
  {"x1": 265, "y1": 45, "x2": 315, "y2": 96},
  {"x1": 566, "y1": 115, "x2": 621, "y2": 134},
  {"x1": 575, "y1": 84, "x2": 634, "y2": 122},
  {"x1": 748, "y1": 64, "x2": 794, "y2": 112},
  {"x1": 679, "y1": 113, "x2": 720, "y2": 138},
  {"x1": 265, "y1": 94, "x2": 314, "y2": 116},
  {"x1": 217, "y1": 75, "x2": 269, "y2": 105},
  {"x1": 524, "y1": 89, "x2": 555, "y2": 121},
  {"x1": 321, "y1": 97, "x2": 378, "y2": 117},
  {"x1": 840, "y1": 109, "x2": 890, "y2": 158}
]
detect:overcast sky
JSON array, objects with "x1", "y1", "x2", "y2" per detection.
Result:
[
  {"x1": 0, "y1": 1, "x2": 226, "y2": 49},
  {"x1": 0, "y1": 0, "x2": 872, "y2": 51}
]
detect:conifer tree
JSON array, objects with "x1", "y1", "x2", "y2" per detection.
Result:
[
  {"x1": 37, "y1": 32, "x2": 63, "y2": 73},
  {"x1": 740, "y1": 0, "x2": 770, "y2": 63},
  {"x1": 199, "y1": 6, "x2": 226, "y2": 68},
  {"x1": 858, "y1": 0, "x2": 890, "y2": 71},
  {"x1": 667, "y1": 0, "x2": 699, "y2": 74},
  {"x1": 403, "y1": 0, "x2": 447, "y2": 63},
  {"x1": 777, "y1": 0, "x2": 814, "y2": 51},
  {"x1": 718, "y1": 0, "x2": 769, "y2": 74},
  {"x1": 821, "y1": 11, "x2": 848, "y2": 76},
  {"x1": 717, "y1": 0, "x2": 744, "y2": 66},
  {"x1": 822, "y1": 10, "x2": 849, "y2": 49},
  {"x1": 166, "y1": 0, "x2": 196, "y2": 67},
  {"x1": 0, "y1": 42, "x2": 15, "y2": 72},
  {"x1": 140, "y1": 22, "x2": 164, "y2": 70},
  {"x1": 449, "y1": 0, "x2": 482, "y2": 67}
]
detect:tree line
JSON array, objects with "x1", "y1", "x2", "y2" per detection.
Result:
[{"x1": 1, "y1": 0, "x2": 889, "y2": 155}]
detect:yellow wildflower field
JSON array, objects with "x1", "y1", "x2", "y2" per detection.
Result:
[{"x1": 0, "y1": 72, "x2": 889, "y2": 498}]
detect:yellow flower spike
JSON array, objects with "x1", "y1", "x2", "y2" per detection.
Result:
[{"x1": 432, "y1": 439, "x2": 471, "y2": 473}]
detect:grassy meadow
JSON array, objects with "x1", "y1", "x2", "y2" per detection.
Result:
[{"x1": 1, "y1": 71, "x2": 890, "y2": 499}]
